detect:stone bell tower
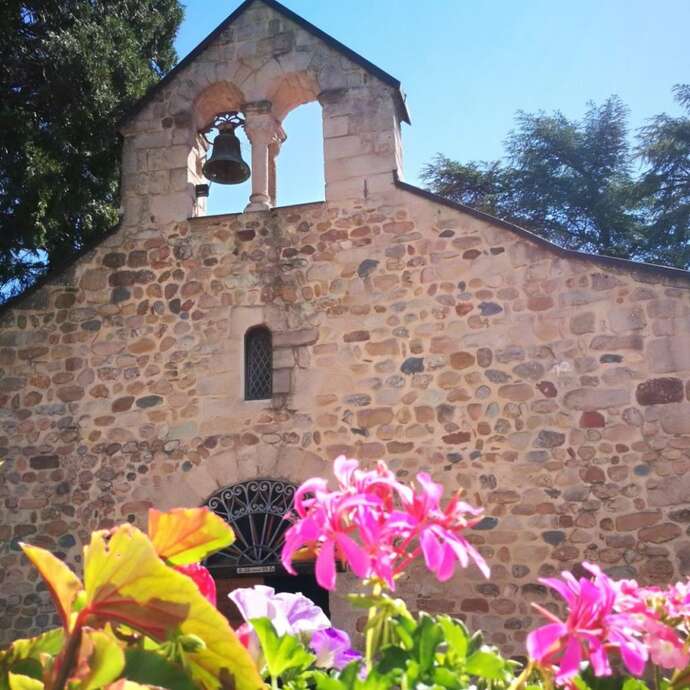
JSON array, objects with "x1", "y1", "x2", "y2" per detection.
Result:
[{"x1": 119, "y1": 0, "x2": 409, "y2": 225}]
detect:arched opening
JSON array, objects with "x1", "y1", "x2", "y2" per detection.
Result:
[
  {"x1": 205, "y1": 124, "x2": 253, "y2": 215},
  {"x1": 244, "y1": 325, "x2": 272, "y2": 401},
  {"x1": 203, "y1": 479, "x2": 329, "y2": 627},
  {"x1": 274, "y1": 101, "x2": 325, "y2": 206}
]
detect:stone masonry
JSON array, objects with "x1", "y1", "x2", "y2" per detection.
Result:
[{"x1": 2, "y1": 0, "x2": 690, "y2": 656}]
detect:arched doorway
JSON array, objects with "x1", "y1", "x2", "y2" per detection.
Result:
[{"x1": 203, "y1": 479, "x2": 329, "y2": 627}]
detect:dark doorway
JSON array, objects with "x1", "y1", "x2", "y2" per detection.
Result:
[{"x1": 203, "y1": 479, "x2": 329, "y2": 629}]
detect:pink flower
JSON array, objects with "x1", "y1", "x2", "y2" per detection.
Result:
[
  {"x1": 175, "y1": 563, "x2": 217, "y2": 606},
  {"x1": 392, "y1": 472, "x2": 489, "y2": 582},
  {"x1": 527, "y1": 563, "x2": 646, "y2": 683},
  {"x1": 643, "y1": 618, "x2": 689, "y2": 669},
  {"x1": 282, "y1": 456, "x2": 489, "y2": 591},
  {"x1": 282, "y1": 491, "x2": 372, "y2": 590},
  {"x1": 665, "y1": 580, "x2": 690, "y2": 620}
]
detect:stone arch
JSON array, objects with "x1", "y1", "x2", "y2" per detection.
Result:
[
  {"x1": 193, "y1": 80, "x2": 246, "y2": 132},
  {"x1": 144, "y1": 444, "x2": 330, "y2": 515},
  {"x1": 266, "y1": 70, "x2": 321, "y2": 122}
]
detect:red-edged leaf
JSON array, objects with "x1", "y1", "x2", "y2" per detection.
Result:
[
  {"x1": 20, "y1": 544, "x2": 82, "y2": 630},
  {"x1": 82, "y1": 525, "x2": 189, "y2": 639},
  {"x1": 82, "y1": 524, "x2": 262, "y2": 690},
  {"x1": 148, "y1": 508, "x2": 234, "y2": 566}
]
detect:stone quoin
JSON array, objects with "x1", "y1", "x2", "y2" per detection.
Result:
[{"x1": 2, "y1": 0, "x2": 690, "y2": 652}]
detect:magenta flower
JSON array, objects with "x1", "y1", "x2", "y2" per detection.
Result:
[
  {"x1": 282, "y1": 456, "x2": 489, "y2": 591},
  {"x1": 310, "y1": 627, "x2": 362, "y2": 670},
  {"x1": 614, "y1": 579, "x2": 690, "y2": 670},
  {"x1": 664, "y1": 580, "x2": 690, "y2": 620},
  {"x1": 282, "y1": 491, "x2": 372, "y2": 590},
  {"x1": 391, "y1": 472, "x2": 489, "y2": 581},
  {"x1": 527, "y1": 563, "x2": 647, "y2": 683}
]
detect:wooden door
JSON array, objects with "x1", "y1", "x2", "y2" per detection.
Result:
[{"x1": 215, "y1": 576, "x2": 264, "y2": 629}]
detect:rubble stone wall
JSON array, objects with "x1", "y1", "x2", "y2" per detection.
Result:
[{"x1": 2, "y1": 187, "x2": 690, "y2": 653}]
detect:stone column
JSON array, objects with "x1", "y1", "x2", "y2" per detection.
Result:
[
  {"x1": 268, "y1": 140, "x2": 280, "y2": 207},
  {"x1": 243, "y1": 102, "x2": 286, "y2": 212}
]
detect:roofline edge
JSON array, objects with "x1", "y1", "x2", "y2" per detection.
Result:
[
  {"x1": 393, "y1": 172, "x2": 690, "y2": 284},
  {"x1": 119, "y1": 0, "x2": 411, "y2": 130}
]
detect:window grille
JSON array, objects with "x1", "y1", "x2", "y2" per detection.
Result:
[
  {"x1": 245, "y1": 326, "x2": 272, "y2": 400},
  {"x1": 204, "y1": 479, "x2": 297, "y2": 571}
]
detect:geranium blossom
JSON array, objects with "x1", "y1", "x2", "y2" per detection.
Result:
[
  {"x1": 613, "y1": 578, "x2": 690, "y2": 670},
  {"x1": 175, "y1": 563, "x2": 217, "y2": 606},
  {"x1": 390, "y1": 472, "x2": 489, "y2": 581},
  {"x1": 527, "y1": 563, "x2": 647, "y2": 683},
  {"x1": 282, "y1": 456, "x2": 489, "y2": 591},
  {"x1": 664, "y1": 580, "x2": 690, "y2": 620}
]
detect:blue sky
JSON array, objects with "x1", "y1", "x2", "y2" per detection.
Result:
[{"x1": 175, "y1": 0, "x2": 690, "y2": 213}]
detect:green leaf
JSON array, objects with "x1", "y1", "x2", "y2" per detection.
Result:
[
  {"x1": 314, "y1": 675, "x2": 345, "y2": 690},
  {"x1": 376, "y1": 647, "x2": 409, "y2": 675},
  {"x1": 338, "y1": 661, "x2": 364, "y2": 690},
  {"x1": 124, "y1": 648, "x2": 198, "y2": 690},
  {"x1": 622, "y1": 681, "x2": 649, "y2": 690},
  {"x1": 415, "y1": 616, "x2": 443, "y2": 674},
  {"x1": 573, "y1": 677, "x2": 593, "y2": 690},
  {"x1": 250, "y1": 618, "x2": 315, "y2": 679},
  {"x1": 467, "y1": 631, "x2": 483, "y2": 656},
  {"x1": 392, "y1": 617, "x2": 415, "y2": 650},
  {"x1": 78, "y1": 630, "x2": 125, "y2": 690},
  {"x1": 0, "y1": 629, "x2": 64, "y2": 690},
  {"x1": 432, "y1": 667, "x2": 462, "y2": 690},
  {"x1": 465, "y1": 650, "x2": 505, "y2": 680},
  {"x1": 7, "y1": 675, "x2": 42, "y2": 690},
  {"x1": 437, "y1": 617, "x2": 468, "y2": 661},
  {"x1": 580, "y1": 670, "x2": 625, "y2": 690},
  {"x1": 5, "y1": 662, "x2": 40, "y2": 683}
]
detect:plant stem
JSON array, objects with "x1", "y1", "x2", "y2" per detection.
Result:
[
  {"x1": 52, "y1": 625, "x2": 83, "y2": 690},
  {"x1": 364, "y1": 581, "x2": 383, "y2": 672},
  {"x1": 507, "y1": 660, "x2": 534, "y2": 690}
]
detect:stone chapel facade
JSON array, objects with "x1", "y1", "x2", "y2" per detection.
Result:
[{"x1": 2, "y1": 0, "x2": 690, "y2": 653}]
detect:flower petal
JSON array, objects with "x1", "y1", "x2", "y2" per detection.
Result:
[
  {"x1": 555, "y1": 636, "x2": 583, "y2": 682},
  {"x1": 526, "y1": 622, "x2": 567, "y2": 662},
  {"x1": 316, "y1": 539, "x2": 337, "y2": 590},
  {"x1": 335, "y1": 534, "x2": 370, "y2": 578}
]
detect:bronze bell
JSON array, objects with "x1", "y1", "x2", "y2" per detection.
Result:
[{"x1": 202, "y1": 124, "x2": 250, "y2": 185}]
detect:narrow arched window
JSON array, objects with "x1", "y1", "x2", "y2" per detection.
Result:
[{"x1": 245, "y1": 326, "x2": 272, "y2": 400}]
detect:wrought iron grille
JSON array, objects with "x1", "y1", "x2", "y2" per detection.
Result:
[
  {"x1": 245, "y1": 326, "x2": 272, "y2": 400},
  {"x1": 204, "y1": 479, "x2": 297, "y2": 570}
]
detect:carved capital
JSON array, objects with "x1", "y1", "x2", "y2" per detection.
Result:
[{"x1": 244, "y1": 112, "x2": 286, "y2": 148}]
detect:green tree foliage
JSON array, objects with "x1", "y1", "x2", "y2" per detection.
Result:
[
  {"x1": 422, "y1": 88, "x2": 690, "y2": 269},
  {"x1": 0, "y1": 0, "x2": 183, "y2": 300},
  {"x1": 638, "y1": 85, "x2": 690, "y2": 269}
]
